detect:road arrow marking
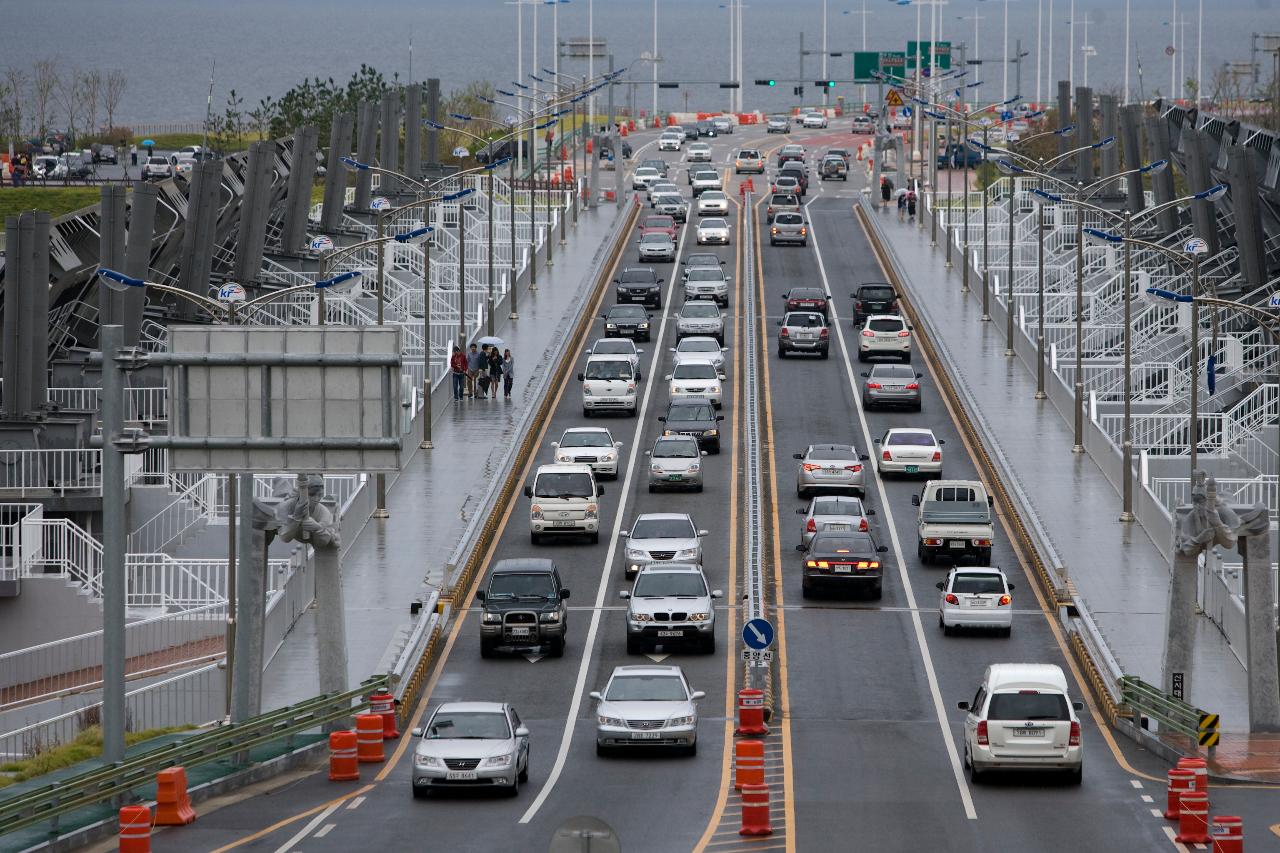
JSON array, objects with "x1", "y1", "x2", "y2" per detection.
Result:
[
  {"x1": 645, "y1": 653, "x2": 670, "y2": 663},
  {"x1": 524, "y1": 654, "x2": 544, "y2": 663}
]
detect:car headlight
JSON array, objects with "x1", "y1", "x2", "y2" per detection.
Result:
[
  {"x1": 626, "y1": 548, "x2": 646, "y2": 561},
  {"x1": 688, "y1": 463, "x2": 700, "y2": 472},
  {"x1": 639, "y1": 322, "x2": 650, "y2": 329},
  {"x1": 482, "y1": 611, "x2": 502, "y2": 624},
  {"x1": 531, "y1": 505, "x2": 544, "y2": 519},
  {"x1": 598, "y1": 715, "x2": 626, "y2": 727},
  {"x1": 630, "y1": 612, "x2": 653, "y2": 622},
  {"x1": 483, "y1": 752, "x2": 513, "y2": 766},
  {"x1": 606, "y1": 323, "x2": 617, "y2": 329},
  {"x1": 673, "y1": 386, "x2": 685, "y2": 393},
  {"x1": 539, "y1": 611, "x2": 561, "y2": 623},
  {"x1": 668, "y1": 715, "x2": 695, "y2": 727},
  {"x1": 556, "y1": 454, "x2": 572, "y2": 463},
  {"x1": 415, "y1": 754, "x2": 441, "y2": 767},
  {"x1": 676, "y1": 548, "x2": 699, "y2": 559},
  {"x1": 688, "y1": 612, "x2": 711, "y2": 622},
  {"x1": 582, "y1": 386, "x2": 592, "y2": 396},
  {"x1": 706, "y1": 428, "x2": 718, "y2": 436},
  {"x1": 651, "y1": 465, "x2": 664, "y2": 474},
  {"x1": 708, "y1": 385, "x2": 721, "y2": 394}
]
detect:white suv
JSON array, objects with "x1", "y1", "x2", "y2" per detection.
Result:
[
  {"x1": 958, "y1": 663, "x2": 1083, "y2": 784},
  {"x1": 858, "y1": 314, "x2": 913, "y2": 363},
  {"x1": 579, "y1": 354, "x2": 639, "y2": 417},
  {"x1": 525, "y1": 464, "x2": 603, "y2": 544}
]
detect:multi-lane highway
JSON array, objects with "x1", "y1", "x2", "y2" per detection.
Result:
[{"x1": 145, "y1": 117, "x2": 1277, "y2": 853}]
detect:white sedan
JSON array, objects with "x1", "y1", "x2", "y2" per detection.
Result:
[
  {"x1": 666, "y1": 358, "x2": 725, "y2": 408},
  {"x1": 696, "y1": 218, "x2": 730, "y2": 246},
  {"x1": 697, "y1": 190, "x2": 730, "y2": 216},
  {"x1": 671, "y1": 336, "x2": 727, "y2": 371},
  {"x1": 874, "y1": 428, "x2": 944, "y2": 476},
  {"x1": 686, "y1": 142, "x2": 713, "y2": 163},
  {"x1": 801, "y1": 112, "x2": 828, "y2": 128},
  {"x1": 552, "y1": 427, "x2": 624, "y2": 478},
  {"x1": 937, "y1": 567, "x2": 1014, "y2": 636},
  {"x1": 632, "y1": 166, "x2": 661, "y2": 189}
]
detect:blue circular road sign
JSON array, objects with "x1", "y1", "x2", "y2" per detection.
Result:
[{"x1": 741, "y1": 618, "x2": 775, "y2": 651}]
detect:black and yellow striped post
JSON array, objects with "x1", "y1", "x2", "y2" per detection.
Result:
[{"x1": 1197, "y1": 713, "x2": 1220, "y2": 749}]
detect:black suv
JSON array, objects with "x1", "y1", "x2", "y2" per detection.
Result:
[
  {"x1": 696, "y1": 120, "x2": 718, "y2": 137},
  {"x1": 615, "y1": 267, "x2": 664, "y2": 308},
  {"x1": 684, "y1": 125, "x2": 700, "y2": 140},
  {"x1": 797, "y1": 531, "x2": 888, "y2": 599},
  {"x1": 851, "y1": 283, "x2": 899, "y2": 325},
  {"x1": 477, "y1": 558, "x2": 571, "y2": 657},
  {"x1": 602, "y1": 304, "x2": 652, "y2": 341},
  {"x1": 658, "y1": 397, "x2": 724, "y2": 453}
]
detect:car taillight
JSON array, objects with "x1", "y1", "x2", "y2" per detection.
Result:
[
  {"x1": 806, "y1": 518, "x2": 816, "y2": 532},
  {"x1": 855, "y1": 301, "x2": 863, "y2": 310},
  {"x1": 897, "y1": 330, "x2": 910, "y2": 338},
  {"x1": 844, "y1": 464, "x2": 861, "y2": 473},
  {"x1": 858, "y1": 518, "x2": 868, "y2": 531},
  {"x1": 865, "y1": 382, "x2": 881, "y2": 389},
  {"x1": 973, "y1": 538, "x2": 992, "y2": 547},
  {"x1": 820, "y1": 328, "x2": 829, "y2": 338},
  {"x1": 780, "y1": 327, "x2": 789, "y2": 337},
  {"x1": 998, "y1": 594, "x2": 1011, "y2": 606},
  {"x1": 945, "y1": 593, "x2": 959, "y2": 605},
  {"x1": 932, "y1": 451, "x2": 942, "y2": 462},
  {"x1": 800, "y1": 228, "x2": 807, "y2": 236},
  {"x1": 924, "y1": 537, "x2": 943, "y2": 546},
  {"x1": 882, "y1": 450, "x2": 892, "y2": 461},
  {"x1": 802, "y1": 463, "x2": 821, "y2": 472},
  {"x1": 891, "y1": 300, "x2": 900, "y2": 312},
  {"x1": 905, "y1": 382, "x2": 919, "y2": 390},
  {"x1": 861, "y1": 330, "x2": 875, "y2": 337},
  {"x1": 1069, "y1": 721, "x2": 1081, "y2": 746},
  {"x1": 976, "y1": 721, "x2": 989, "y2": 745}
]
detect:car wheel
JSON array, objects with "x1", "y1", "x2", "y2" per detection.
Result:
[
  {"x1": 857, "y1": 352, "x2": 867, "y2": 363},
  {"x1": 684, "y1": 742, "x2": 698, "y2": 757},
  {"x1": 648, "y1": 484, "x2": 656, "y2": 493},
  {"x1": 801, "y1": 577, "x2": 813, "y2": 599},
  {"x1": 596, "y1": 743, "x2": 611, "y2": 758},
  {"x1": 519, "y1": 754, "x2": 530, "y2": 783},
  {"x1": 917, "y1": 543, "x2": 931, "y2": 564},
  {"x1": 770, "y1": 239, "x2": 776, "y2": 246},
  {"x1": 582, "y1": 408, "x2": 592, "y2": 418},
  {"x1": 590, "y1": 531, "x2": 601, "y2": 545},
  {"x1": 777, "y1": 347, "x2": 787, "y2": 359},
  {"x1": 412, "y1": 785, "x2": 430, "y2": 799},
  {"x1": 695, "y1": 482, "x2": 704, "y2": 493},
  {"x1": 801, "y1": 240, "x2": 808, "y2": 247},
  {"x1": 902, "y1": 351, "x2": 912, "y2": 364},
  {"x1": 979, "y1": 548, "x2": 992, "y2": 565},
  {"x1": 870, "y1": 583, "x2": 882, "y2": 601},
  {"x1": 942, "y1": 623, "x2": 953, "y2": 636},
  {"x1": 506, "y1": 774, "x2": 521, "y2": 797},
  {"x1": 550, "y1": 635, "x2": 566, "y2": 658},
  {"x1": 480, "y1": 639, "x2": 497, "y2": 658},
  {"x1": 627, "y1": 635, "x2": 643, "y2": 655},
  {"x1": 1067, "y1": 765, "x2": 1083, "y2": 785},
  {"x1": 531, "y1": 532, "x2": 542, "y2": 546},
  {"x1": 1001, "y1": 626, "x2": 1012, "y2": 638},
  {"x1": 819, "y1": 348, "x2": 829, "y2": 360},
  {"x1": 969, "y1": 759, "x2": 985, "y2": 784}
]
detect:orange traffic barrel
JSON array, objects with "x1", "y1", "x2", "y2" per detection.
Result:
[
  {"x1": 735, "y1": 740, "x2": 765, "y2": 790},
  {"x1": 1175, "y1": 791, "x2": 1211, "y2": 844},
  {"x1": 369, "y1": 690, "x2": 399, "y2": 739},
  {"x1": 1211, "y1": 815, "x2": 1243, "y2": 853},
  {"x1": 1164, "y1": 768, "x2": 1195, "y2": 819},
  {"x1": 735, "y1": 688, "x2": 768, "y2": 736},
  {"x1": 152, "y1": 766, "x2": 196, "y2": 825},
  {"x1": 329, "y1": 730, "x2": 360, "y2": 781},
  {"x1": 355, "y1": 713, "x2": 386, "y2": 763},
  {"x1": 118, "y1": 805, "x2": 152, "y2": 853},
  {"x1": 739, "y1": 783, "x2": 772, "y2": 836}
]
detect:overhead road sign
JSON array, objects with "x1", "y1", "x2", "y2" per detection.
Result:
[
  {"x1": 907, "y1": 41, "x2": 952, "y2": 71},
  {"x1": 853, "y1": 51, "x2": 906, "y2": 84}
]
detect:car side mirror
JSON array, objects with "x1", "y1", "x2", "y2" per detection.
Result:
[
  {"x1": 597, "y1": 486, "x2": 605, "y2": 496},
  {"x1": 711, "y1": 589, "x2": 723, "y2": 599},
  {"x1": 911, "y1": 494, "x2": 920, "y2": 506},
  {"x1": 987, "y1": 496, "x2": 994, "y2": 507},
  {"x1": 860, "y1": 453, "x2": 870, "y2": 461},
  {"x1": 956, "y1": 701, "x2": 970, "y2": 711},
  {"x1": 1007, "y1": 584, "x2": 1015, "y2": 591},
  {"x1": 612, "y1": 279, "x2": 620, "y2": 284},
  {"x1": 908, "y1": 326, "x2": 915, "y2": 331},
  {"x1": 524, "y1": 486, "x2": 533, "y2": 498},
  {"x1": 877, "y1": 545, "x2": 889, "y2": 553},
  {"x1": 935, "y1": 581, "x2": 945, "y2": 590},
  {"x1": 792, "y1": 453, "x2": 804, "y2": 460},
  {"x1": 589, "y1": 691, "x2": 603, "y2": 701},
  {"x1": 664, "y1": 375, "x2": 673, "y2": 381},
  {"x1": 615, "y1": 441, "x2": 624, "y2": 447},
  {"x1": 697, "y1": 529, "x2": 709, "y2": 537},
  {"x1": 658, "y1": 416, "x2": 667, "y2": 423},
  {"x1": 476, "y1": 590, "x2": 487, "y2": 601},
  {"x1": 560, "y1": 589, "x2": 571, "y2": 600},
  {"x1": 515, "y1": 726, "x2": 530, "y2": 738},
  {"x1": 795, "y1": 544, "x2": 806, "y2": 552},
  {"x1": 669, "y1": 347, "x2": 677, "y2": 352},
  {"x1": 411, "y1": 727, "x2": 424, "y2": 737},
  {"x1": 873, "y1": 438, "x2": 882, "y2": 444},
  {"x1": 635, "y1": 371, "x2": 643, "y2": 382},
  {"x1": 938, "y1": 439, "x2": 946, "y2": 445},
  {"x1": 718, "y1": 374, "x2": 727, "y2": 382},
  {"x1": 619, "y1": 531, "x2": 629, "y2": 539},
  {"x1": 690, "y1": 691, "x2": 706, "y2": 701},
  {"x1": 795, "y1": 508, "x2": 806, "y2": 515},
  {"x1": 644, "y1": 450, "x2": 652, "y2": 457},
  {"x1": 618, "y1": 590, "x2": 631, "y2": 600},
  {"x1": 916, "y1": 373, "x2": 924, "y2": 379},
  {"x1": 716, "y1": 415, "x2": 725, "y2": 421},
  {"x1": 700, "y1": 450, "x2": 708, "y2": 456},
  {"x1": 550, "y1": 442, "x2": 560, "y2": 449},
  {"x1": 721, "y1": 347, "x2": 728, "y2": 352},
  {"x1": 1072, "y1": 701, "x2": 1084, "y2": 712},
  {"x1": 776, "y1": 320, "x2": 783, "y2": 326}
]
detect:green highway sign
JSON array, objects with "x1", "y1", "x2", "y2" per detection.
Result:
[
  {"x1": 907, "y1": 41, "x2": 952, "y2": 71},
  {"x1": 853, "y1": 51, "x2": 907, "y2": 84}
]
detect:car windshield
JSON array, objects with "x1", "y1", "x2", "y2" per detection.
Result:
[
  {"x1": 561, "y1": 431, "x2": 610, "y2": 448},
  {"x1": 813, "y1": 497, "x2": 864, "y2": 516},
  {"x1": 869, "y1": 318, "x2": 905, "y2": 332},
  {"x1": 631, "y1": 517, "x2": 695, "y2": 539},
  {"x1": 655, "y1": 194, "x2": 682, "y2": 205},
  {"x1": 640, "y1": 233, "x2": 669, "y2": 244},
  {"x1": 534, "y1": 472, "x2": 595, "y2": 498},
  {"x1": 674, "y1": 363, "x2": 718, "y2": 380},
  {"x1": 694, "y1": 172, "x2": 717, "y2": 181},
  {"x1": 688, "y1": 270, "x2": 724, "y2": 283},
  {"x1": 810, "y1": 445, "x2": 856, "y2": 460},
  {"x1": 585, "y1": 361, "x2": 633, "y2": 380},
  {"x1": 619, "y1": 270, "x2": 656, "y2": 284},
  {"x1": 788, "y1": 289, "x2": 823, "y2": 299},
  {"x1": 700, "y1": 219, "x2": 727, "y2": 229},
  {"x1": 604, "y1": 675, "x2": 688, "y2": 702},
  {"x1": 987, "y1": 692, "x2": 1069, "y2": 721},
  {"x1": 887, "y1": 432, "x2": 935, "y2": 447},
  {"x1": 701, "y1": 191, "x2": 726, "y2": 201},
  {"x1": 775, "y1": 214, "x2": 803, "y2": 226},
  {"x1": 860, "y1": 286, "x2": 896, "y2": 300},
  {"x1": 634, "y1": 572, "x2": 708, "y2": 598},
  {"x1": 643, "y1": 160, "x2": 665, "y2": 169},
  {"x1": 686, "y1": 254, "x2": 720, "y2": 268},
  {"x1": 680, "y1": 339, "x2": 719, "y2": 353},
  {"x1": 786, "y1": 313, "x2": 824, "y2": 328},
  {"x1": 611, "y1": 306, "x2": 647, "y2": 319},
  {"x1": 951, "y1": 574, "x2": 1006, "y2": 595},
  {"x1": 594, "y1": 340, "x2": 634, "y2": 355},
  {"x1": 872, "y1": 365, "x2": 916, "y2": 380},
  {"x1": 488, "y1": 572, "x2": 556, "y2": 599},
  {"x1": 811, "y1": 535, "x2": 866, "y2": 554},
  {"x1": 653, "y1": 439, "x2": 699, "y2": 458},
  {"x1": 668, "y1": 404, "x2": 714, "y2": 422},
  {"x1": 683, "y1": 303, "x2": 720, "y2": 318},
  {"x1": 425, "y1": 711, "x2": 510, "y2": 739},
  {"x1": 638, "y1": 168, "x2": 659, "y2": 176}
]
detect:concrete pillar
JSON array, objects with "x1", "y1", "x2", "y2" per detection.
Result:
[
  {"x1": 177, "y1": 160, "x2": 222, "y2": 316},
  {"x1": 378, "y1": 91, "x2": 400, "y2": 195},
  {"x1": 98, "y1": 185, "x2": 128, "y2": 329},
  {"x1": 1162, "y1": 546, "x2": 1200, "y2": 703},
  {"x1": 1120, "y1": 105, "x2": 1147, "y2": 214},
  {"x1": 404, "y1": 84, "x2": 422, "y2": 180},
  {"x1": 230, "y1": 477, "x2": 267, "y2": 722},
  {"x1": 1074, "y1": 87, "x2": 1094, "y2": 183},
  {"x1": 354, "y1": 101, "x2": 378, "y2": 211},
  {"x1": 314, "y1": 542, "x2": 347, "y2": 702},
  {"x1": 320, "y1": 113, "x2": 355, "y2": 233},
  {"x1": 1182, "y1": 127, "x2": 1222, "y2": 255},
  {"x1": 589, "y1": 133, "x2": 600, "y2": 209},
  {"x1": 1143, "y1": 113, "x2": 1179, "y2": 236},
  {"x1": 1226, "y1": 140, "x2": 1267, "y2": 291},
  {"x1": 121, "y1": 182, "x2": 158, "y2": 347},
  {"x1": 2, "y1": 212, "x2": 50, "y2": 417},
  {"x1": 1056, "y1": 81, "x2": 1073, "y2": 162},
  {"x1": 1098, "y1": 95, "x2": 1119, "y2": 179},
  {"x1": 281, "y1": 125, "x2": 319, "y2": 255},
  {"x1": 425, "y1": 78, "x2": 441, "y2": 167},
  {"x1": 233, "y1": 141, "x2": 274, "y2": 283},
  {"x1": 1239, "y1": 507, "x2": 1280, "y2": 732}
]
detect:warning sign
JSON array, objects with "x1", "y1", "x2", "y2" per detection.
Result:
[{"x1": 885, "y1": 89, "x2": 904, "y2": 107}]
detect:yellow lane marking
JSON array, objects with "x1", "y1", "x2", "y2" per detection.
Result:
[{"x1": 206, "y1": 784, "x2": 374, "y2": 853}]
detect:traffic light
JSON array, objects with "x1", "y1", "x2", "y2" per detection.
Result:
[
  {"x1": 719, "y1": 82, "x2": 741, "y2": 89},
  {"x1": 658, "y1": 82, "x2": 679, "y2": 89},
  {"x1": 793, "y1": 86, "x2": 803, "y2": 96},
  {"x1": 814, "y1": 80, "x2": 836, "y2": 88},
  {"x1": 755, "y1": 79, "x2": 777, "y2": 86}
]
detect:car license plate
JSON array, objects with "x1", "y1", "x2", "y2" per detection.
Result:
[
  {"x1": 445, "y1": 770, "x2": 478, "y2": 780},
  {"x1": 949, "y1": 540, "x2": 967, "y2": 549},
  {"x1": 1011, "y1": 728, "x2": 1042, "y2": 738},
  {"x1": 667, "y1": 474, "x2": 683, "y2": 481},
  {"x1": 631, "y1": 731, "x2": 662, "y2": 740},
  {"x1": 969, "y1": 598, "x2": 992, "y2": 608},
  {"x1": 905, "y1": 465, "x2": 919, "y2": 473},
  {"x1": 657, "y1": 630, "x2": 684, "y2": 637},
  {"x1": 508, "y1": 627, "x2": 532, "y2": 636},
  {"x1": 824, "y1": 467, "x2": 841, "y2": 475},
  {"x1": 826, "y1": 523, "x2": 850, "y2": 531},
  {"x1": 832, "y1": 565, "x2": 852, "y2": 573}
]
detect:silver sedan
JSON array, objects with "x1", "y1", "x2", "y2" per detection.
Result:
[
  {"x1": 860, "y1": 364, "x2": 923, "y2": 410},
  {"x1": 797, "y1": 495, "x2": 874, "y2": 547},
  {"x1": 411, "y1": 702, "x2": 530, "y2": 797},
  {"x1": 794, "y1": 443, "x2": 869, "y2": 498},
  {"x1": 676, "y1": 300, "x2": 725, "y2": 343},
  {"x1": 647, "y1": 435, "x2": 707, "y2": 492}
]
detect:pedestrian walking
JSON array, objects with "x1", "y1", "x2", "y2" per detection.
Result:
[
  {"x1": 502, "y1": 349, "x2": 515, "y2": 398},
  {"x1": 465, "y1": 343, "x2": 482, "y2": 398},
  {"x1": 907, "y1": 190, "x2": 917, "y2": 223},
  {"x1": 487, "y1": 347, "x2": 504, "y2": 399},
  {"x1": 897, "y1": 191, "x2": 906, "y2": 221},
  {"x1": 449, "y1": 345, "x2": 467, "y2": 401},
  {"x1": 130, "y1": 144, "x2": 137, "y2": 167},
  {"x1": 880, "y1": 177, "x2": 893, "y2": 207},
  {"x1": 476, "y1": 345, "x2": 493, "y2": 397}
]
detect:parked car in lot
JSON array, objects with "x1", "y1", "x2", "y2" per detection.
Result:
[
  {"x1": 861, "y1": 364, "x2": 924, "y2": 411},
  {"x1": 875, "y1": 427, "x2": 943, "y2": 475},
  {"x1": 794, "y1": 443, "x2": 869, "y2": 498},
  {"x1": 553, "y1": 427, "x2": 625, "y2": 476},
  {"x1": 591, "y1": 665, "x2": 704, "y2": 756},
  {"x1": 93, "y1": 144, "x2": 118, "y2": 164},
  {"x1": 769, "y1": 213, "x2": 809, "y2": 247},
  {"x1": 776, "y1": 310, "x2": 828, "y2": 358},
  {"x1": 957, "y1": 663, "x2": 1083, "y2": 784},
  {"x1": 143, "y1": 156, "x2": 173, "y2": 179},
  {"x1": 937, "y1": 567, "x2": 1013, "y2": 636},
  {"x1": 659, "y1": 398, "x2": 724, "y2": 453},
  {"x1": 797, "y1": 530, "x2": 888, "y2": 599},
  {"x1": 477, "y1": 558, "x2": 571, "y2": 657},
  {"x1": 858, "y1": 315, "x2": 913, "y2": 362},
  {"x1": 646, "y1": 434, "x2": 707, "y2": 492},
  {"x1": 615, "y1": 267, "x2": 664, "y2": 308},
  {"x1": 676, "y1": 300, "x2": 724, "y2": 342},
  {"x1": 851, "y1": 283, "x2": 899, "y2": 325},
  {"x1": 797, "y1": 495, "x2": 873, "y2": 548},
  {"x1": 621, "y1": 563, "x2": 720, "y2": 654},
  {"x1": 411, "y1": 701, "x2": 530, "y2": 796}
]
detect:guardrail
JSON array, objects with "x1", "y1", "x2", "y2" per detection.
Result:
[
  {"x1": 0, "y1": 674, "x2": 390, "y2": 839},
  {"x1": 1120, "y1": 675, "x2": 1220, "y2": 752}
]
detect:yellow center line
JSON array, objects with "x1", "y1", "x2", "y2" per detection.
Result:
[{"x1": 206, "y1": 784, "x2": 374, "y2": 853}]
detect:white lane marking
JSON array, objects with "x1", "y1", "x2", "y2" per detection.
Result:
[
  {"x1": 345, "y1": 796, "x2": 365, "y2": 810},
  {"x1": 1161, "y1": 825, "x2": 1192, "y2": 852},
  {"x1": 805, "y1": 198, "x2": 979, "y2": 821},
  {"x1": 523, "y1": 654, "x2": 545, "y2": 663},
  {"x1": 518, "y1": 216, "x2": 690, "y2": 825},
  {"x1": 315, "y1": 824, "x2": 336, "y2": 838},
  {"x1": 1131, "y1": 779, "x2": 1144, "y2": 788},
  {"x1": 1141, "y1": 794, "x2": 1154, "y2": 803},
  {"x1": 645, "y1": 652, "x2": 671, "y2": 662},
  {"x1": 272, "y1": 801, "x2": 341, "y2": 853},
  {"x1": 1151, "y1": 808, "x2": 1166, "y2": 818}
]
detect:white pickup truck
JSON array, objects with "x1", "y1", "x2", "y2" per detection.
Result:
[{"x1": 911, "y1": 480, "x2": 995, "y2": 565}]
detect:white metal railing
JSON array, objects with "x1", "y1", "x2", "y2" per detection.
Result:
[
  {"x1": 0, "y1": 503, "x2": 43, "y2": 582},
  {"x1": 0, "y1": 449, "x2": 102, "y2": 497},
  {"x1": 1212, "y1": 560, "x2": 1279, "y2": 612},
  {"x1": 128, "y1": 473, "x2": 218, "y2": 554},
  {"x1": 1093, "y1": 411, "x2": 1227, "y2": 456},
  {"x1": 1148, "y1": 476, "x2": 1280, "y2": 519},
  {"x1": 44, "y1": 386, "x2": 167, "y2": 422}
]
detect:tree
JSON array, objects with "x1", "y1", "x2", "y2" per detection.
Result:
[
  {"x1": 222, "y1": 88, "x2": 245, "y2": 151},
  {"x1": 54, "y1": 68, "x2": 89, "y2": 145},
  {"x1": 31, "y1": 59, "x2": 59, "y2": 138},
  {"x1": 82, "y1": 70, "x2": 103, "y2": 137},
  {"x1": 248, "y1": 96, "x2": 277, "y2": 142},
  {"x1": 3, "y1": 66, "x2": 27, "y2": 141},
  {"x1": 103, "y1": 70, "x2": 127, "y2": 134}
]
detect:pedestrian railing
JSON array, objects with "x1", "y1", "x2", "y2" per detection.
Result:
[
  {"x1": 0, "y1": 674, "x2": 390, "y2": 838},
  {"x1": 1149, "y1": 476, "x2": 1279, "y2": 520},
  {"x1": 1119, "y1": 675, "x2": 1220, "y2": 751}
]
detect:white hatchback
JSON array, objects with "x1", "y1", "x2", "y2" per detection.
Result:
[{"x1": 937, "y1": 567, "x2": 1013, "y2": 635}]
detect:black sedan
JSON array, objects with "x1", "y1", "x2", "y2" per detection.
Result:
[
  {"x1": 797, "y1": 530, "x2": 888, "y2": 599},
  {"x1": 602, "y1": 304, "x2": 652, "y2": 341}
]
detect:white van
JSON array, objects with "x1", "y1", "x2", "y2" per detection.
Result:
[
  {"x1": 578, "y1": 354, "x2": 639, "y2": 417},
  {"x1": 525, "y1": 463, "x2": 604, "y2": 545},
  {"x1": 957, "y1": 663, "x2": 1083, "y2": 784}
]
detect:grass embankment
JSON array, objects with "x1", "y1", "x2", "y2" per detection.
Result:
[
  {"x1": 0, "y1": 725, "x2": 194, "y2": 788},
  {"x1": 0, "y1": 187, "x2": 105, "y2": 220},
  {"x1": 132, "y1": 132, "x2": 267, "y2": 152}
]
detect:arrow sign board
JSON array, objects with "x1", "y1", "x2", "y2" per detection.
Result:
[
  {"x1": 901, "y1": 105, "x2": 913, "y2": 118},
  {"x1": 217, "y1": 283, "x2": 246, "y2": 303},
  {"x1": 742, "y1": 618, "x2": 775, "y2": 651},
  {"x1": 309, "y1": 235, "x2": 334, "y2": 252}
]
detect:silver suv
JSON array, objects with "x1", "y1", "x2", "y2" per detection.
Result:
[
  {"x1": 676, "y1": 300, "x2": 725, "y2": 343},
  {"x1": 769, "y1": 212, "x2": 808, "y2": 246},
  {"x1": 621, "y1": 563, "x2": 721, "y2": 654},
  {"x1": 683, "y1": 266, "x2": 730, "y2": 306},
  {"x1": 777, "y1": 310, "x2": 829, "y2": 358},
  {"x1": 621, "y1": 512, "x2": 706, "y2": 578}
]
